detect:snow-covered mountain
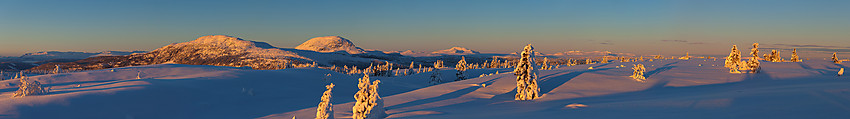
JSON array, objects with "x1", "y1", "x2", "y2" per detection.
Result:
[
  {"x1": 395, "y1": 47, "x2": 483, "y2": 57},
  {"x1": 431, "y1": 47, "x2": 480, "y2": 55},
  {"x1": 295, "y1": 36, "x2": 365, "y2": 54},
  {"x1": 15, "y1": 51, "x2": 146, "y2": 61},
  {"x1": 29, "y1": 35, "x2": 309, "y2": 71}
]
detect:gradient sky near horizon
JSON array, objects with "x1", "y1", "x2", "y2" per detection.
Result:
[{"x1": 1, "y1": 0, "x2": 849, "y2": 58}]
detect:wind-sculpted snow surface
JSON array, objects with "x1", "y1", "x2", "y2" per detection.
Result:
[{"x1": 3, "y1": 58, "x2": 850, "y2": 119}]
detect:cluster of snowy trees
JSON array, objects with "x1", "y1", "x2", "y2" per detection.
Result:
[
  {"x1": 311, "y1": 73, "x2": 386, "y2": 119},
  {"x1": 630, "y1": 64, "x2": 646, "y2": 82},
  {"x1": 352, "y1": 74, "x2": 386, "y2": 119},
  {"x1": 725, "y1": 43, "x2": 762, "y2": 74},
  {"x1": 764, "y1": 50, "x2": 784, "y2": 62},
  {"x1": 12, "y1": 72, "x2": 48, "y2": 97}
]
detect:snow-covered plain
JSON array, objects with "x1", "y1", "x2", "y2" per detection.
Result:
[{"x1": 1, "y1": 59, "x2": 849, "y2": 119}]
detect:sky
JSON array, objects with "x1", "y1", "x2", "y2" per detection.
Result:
[{"x1": 1, "y1": 0, "x2": 849, "y2": 58}]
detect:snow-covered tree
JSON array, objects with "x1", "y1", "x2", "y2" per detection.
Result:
[
  {"x1": 790, "y1": 48, "x2": 800, "y2": 62},
  {"x1": 725, "y1": 45, "x2": 742, "y2": 73},
  {"x1": 136, "y1": 71, "x2": 142, "y2": 79},
  {"x1": 316, "y1": 83, "x2": 334, "y2": 119},
  {"x1": 540, "y1": 57, "x2": 550, "y2": 70},
  {"x1": 679, "y1": 52, "x2": 690, "y2": 60},
  {"x1": 630, "y1": 64, "x2": 646, "y2": 82},
  {"x1": 839, "y1": 68, "x2": 844, "y2": 76},
  {"x1": 746, "y1": 43, "x2": 761, "y2": 73},
  {"x1": 352, "y1": 74, "x2": 386, "y2": 119},
  {"x1": 585, "y1": 58, "x2": 592, "y2": 64},
  {"x1": 52, "y1": 65, "x2": 61, "y2": 74},
  {"x1": 514, "y1": 44, "x2": 539, "y2": 100},
  {"x1": 771, "y1": 50, "x2": 782, "y2": 62},
  {"x1": 408, "y1": 62, "x2": 415, "y2": 75},
  {"x1": 751, "y1": 43, "x2": 759, "y2": 59},
  {"x1": 13, "y1": 75, "x2": 47, "y2": 97},
  {"x1": 429, "y1": 68, "x2": 442, "y2": 85},
  {"x1": 833, "y1": 52, "x2": 841, "y2": 64},
  {"x1": 433, "y1": 60, "x2": 444, "y2": 69},
  {"x1": 489, "y1": 57, "x2": 500, "y2": 68},
  {"x1": 455, "y1": 56, "x2": 468, "y2": 81},
  {"x1": 600, "y1": 57, "x2": 609, "y2": 63}
]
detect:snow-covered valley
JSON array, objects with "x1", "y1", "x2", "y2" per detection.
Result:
[{"x1": 2, "y1": 58, "x2": 848, "y2": 119}]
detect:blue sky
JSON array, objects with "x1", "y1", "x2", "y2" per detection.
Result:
[{"x1": 1, "y1": 0, "x2": 848, "y2": 58}]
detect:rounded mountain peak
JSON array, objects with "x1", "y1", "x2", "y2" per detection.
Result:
[
  {"x1": 432, "y1": 46, "x2": 479, "y2": 55},
  {"x1": 296, "y1": 36, "x2": 364, "y2": 54},
  {"x1": 177, "y1": 35, "x2": 274, "y2": 48}
]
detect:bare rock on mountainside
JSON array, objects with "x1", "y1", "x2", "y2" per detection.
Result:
[
  {"x1": 28, "y1": 35, "x2": 307, "y2": 71},
  {"x1": 295, "y1": 36, "x2": 365, "y2": 54}
]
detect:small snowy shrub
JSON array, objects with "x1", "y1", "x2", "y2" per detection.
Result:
[
  {"x1": 630, "y1": 64, "x2": 646, "y2": 82},
  {"x1": 429, "y1": 68, "x2": 442, "y2": 85}
]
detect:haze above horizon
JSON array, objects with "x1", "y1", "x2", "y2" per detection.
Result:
[{"x1": 1, "y1": 0, "x2": 848, "y2": 58}]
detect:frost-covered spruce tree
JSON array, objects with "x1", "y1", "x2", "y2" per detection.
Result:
[
  {"x1": 13, "y1": 75, "x2": 47, "y2": 97},
  {"x1": 316, "y1": 83, "x2": 334, "y2": 119},
  {"x1": 725, "y1": 45, "x2": 742, "y2": 73},
  {"x1": 514, "y1": 44, "x2": 539, "y2": 100},
  {"x1": 790, "y1": 48, "x2": 800, "y2": 62},
  {"x1": 408, "y1": 62, "x2": 415, "y2": 75},
  {"x1": 429, "y1": 68, "x2": 442, "y2": 85},
  {"x1": 541, "y1": 57, "x2": 550, "y2": 70},
  {"x1": 751, "y1": 43, "x2": 759, "y2": 59},
  {"x1": 600, "y1": 57, "x2": 609, "y2": 63},
  {"x1": 747, "y1": 43, "x2": 761, "y2": 73},
  {"x1": 833, "y1": 53, "x2": 841, "y2": 64},
  {"x1": 489, "y1": 57, "x2": 500, "y2": 68},
  {"x1": 52, "y1": 65, "x2": 61, "y2": 74},
  {"x1": 455, "y1": 56, "x2": 468, "y2": 81},
  {"x1": 352, "y1": 74, "x2": 386, "y2": 119},
  {"x1": 585, "y1": 58, "x2": 592, "y2": 64},
  {"x1": 725, "y1": 45, "x2": 741, "y2": 68},
  {"x1": 630, "y1": 64, "x2": 646, "y2": 82},
  {"x1": 771, "y1": 50, "x2": 782, "y2": 62}
]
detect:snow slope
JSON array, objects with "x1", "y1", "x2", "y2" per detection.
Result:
[
  {"x1": 278, "y1": 59, "x2": 850, "y2": 119},
  {"x1": 2, "y1": 59, "x2": 849, "y2": 119}
]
